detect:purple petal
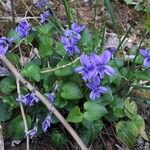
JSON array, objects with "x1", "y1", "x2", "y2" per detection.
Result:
[
  {"x1": 143, "y1": 58, "x2": 150, "y2": 68},
  {"x1": 91, "y1": 76, "x2": 100, "y2": 87},
  {"x1": 86, "y1": 82, "x2": 95, "y2": 90},
  {"x1": 80, "y1": 54, "x2": 90, "y2": 66},
  {"x1": 60, "y1": 36, "x2": 70, "y2": 45},
  {"x1": 71, "y1": 22, "x2": 85, "y2": 33},
  {"x1": 90, "y1": 53, "x2": 102, "y2": 65},
  {"x1": 140, "y1": 48, "x2": 149, "y2": 57},
  {"x1": 104, "y1": 65, "x2": 115, "y2": 76},
  {"x1": 75, "y1": 66, "x2": 84, "y2": 73},
  {"x1": 98, "y1": 70, "x2": 105, "y2": 79},
  {"x1": 99, "y1": 50, "x2": 111, "y2": 64},
  {"x1": 98, "y1": 86, "x2": 108, "y2": 93},
  {"x1": 90, "y1": 89, "x2": 100, "y2": 100}
]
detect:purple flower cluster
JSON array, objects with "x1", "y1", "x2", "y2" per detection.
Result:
[
  {"x1": 76, "y1": 50, "x2": 115, "y2": 100},
  {"x1": 140, "y1": 48, "x2": 150, "y2": 68},
  {"x1": 15, "y1": 20, "x2": 32, "y2": 39},
  {"x1": 40, "y1": 9, "x2": 52, "y2": 23},
  {"x1": 17, "y1": 93, "x2": 39, "y2": 106},
  {"x1": 42, "y1": 115, "x2": 51, "y2": 132},
  {"x1": 61, "y1": 22, "x2": 85, "y2": 55},
  {"x1": 35, "y1": 0, "x2": 48, "y2": 9},
  {"x1": 0, "y1": 37, "x2": 13, "y2": 55}
]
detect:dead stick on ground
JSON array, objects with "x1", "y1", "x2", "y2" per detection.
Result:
[{"x1": 0, "y1": 55, "x2": 88, "y2": 150}]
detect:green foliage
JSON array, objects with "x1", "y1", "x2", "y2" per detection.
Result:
[
  {"x1": 61, "y1": 82, "x2": 83, "y2": 99},
  {"x1": 116, "y1": 121, "x2": 139, "y2": 150},
  {"x1": 67, "y1": 106, "x2": 83, "y2": 123},
  {"x1": 83, "y1": 101, "x2": 108, "y2": 121},
  {"x1": 51, "y1": 130, "x2": 67, "y2": 148},
  {"x1": 21, "y1": 63, "x2": 41, "y2": 81},
  {"x1": 81, "y1": 28, "x2": 93, "y2": 53},
  {"x1": 0, "y1": 77, "x2": 16, "y2": 94},
  {"x1": 0, "y1": 101, "x2": 12, "y2": 122},
  {"x1": 9, "y1": 115, "x2": 32, "y2": 140},
  {"x1": 6, "y1": 53, "x2": 20, "y2": 66},
  {"x1": 124, "y1": 98, "x2": 137, "y2": 119},
  {"x1": 55, "y1": 60, "x2": 74, "y2": 76}
]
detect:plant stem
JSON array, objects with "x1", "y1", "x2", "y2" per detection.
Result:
[
  {"x1": 0, "y1": 55, "x2": 88, "y2": 150},
  {"x1": 16, "y1": 79, "x2": 29, "y2": 150},
  {"x1": 62, "y1": 0, "x2": 71, "y2": 27},
  {"x1": 41, "y1": 57, "x2": 80, "y2": 73}
]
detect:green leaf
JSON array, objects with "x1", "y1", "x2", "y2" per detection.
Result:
[
  {"x1": 55, "y1": 60, "x2": 73, "y2": 76},
  {"x1": 61, "y1": 82, "x2": 83, "y2": 99},
  {"x1": 124, "y1": 0, "x2": 133, "y2": 5},
  {"x1": 51, "y1": 130, "x2": 67, "y2": 147},
  {"x1": 84, "y1": 101, "x2": 108, "y2": 121},
  {"x1": 37, "y1": 22, "x2": 56, "y2": 34},
  {"x1": 90, "y1": 120, "x2": 104, "y2": 140},
  {"x1": 81, "y1": 28, "x2": 93, "y2": 53},
  {"x1": 0, "y1": 77, "x2": 16, "y2": 94},
  {"x1": 6, "y1": 53, "x2": 20, "y2": 66},
  {"x1": 116, "y1": 121, "x2": 139, "y2": 150},
  {"x1": 55, "y1": 42, "x2": 66, "y2": 56},
  {"x1": 9, "y1": 115, "x2": 32, "y2": 140},
  {"x1": 21, "y1": 64, "x2": 41, "y2": 81},
  {"x1": 38, "y1": 35, "x2": 53, "y2": 57},
  {"x1": 0, "y1": 101, "x2": 12, "y2": 122},
  {"x1": 132, "y1": 115, "x2": 148, "y2": 140},
  {"x1": 124, "y1": 98, "x2": 137, "y2": 119},
  {"x1": 3, "y1": 96, "x2": 18, "y2": 108},
  {"x1": 67, "y1": 106, "x2": 83, "y2": 123},
  {"x1": 54, "y1": 97, "x2": 68, "y2": 108}
]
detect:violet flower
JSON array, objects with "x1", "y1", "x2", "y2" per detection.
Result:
[
  {"x1": 90, "y1": 51, "x2": 115, "y2": 79},
  {"x1": 86, "y1": 76, "x2": 108, "y2": 100},
  {"x1": 35, "y1": 0, "x2": 48, "y2": 9},
  {"x1": 0, "y1": 37, "x2": 13, "y2": 55},
  {"x1": 140, "y1": 48, "x2": 150, "y2": 68},
  {"x1": 60, "y1": 22, "x2": 85, "y2": 55},
  {"x1": 15, "y1": 20, "x2": 31, "y2": 39},
  {"x1": 75, "y1": 53, "x2": 97, "y2": 81},
  {"x1": 106, "y1": 47, "x2": 117, "y2": 58},
  {"x1": 17, "y1": 93, "x2": 39, "y2": 106},
  {"x1": 40, "y1": 9, "x2": 52, "y2": 23},
  {"x1": 26, "y1": 127, "x2": 37, "y2": 139},
  {"x1": 46, "y1": 92, "x2": 55, "y2": 102},
  {"x1": 42, "y1": 115, "x2": 51, "y2": 133},
  {"x1": 71, "y1": 22, "x2": 85, "y2": 33}
]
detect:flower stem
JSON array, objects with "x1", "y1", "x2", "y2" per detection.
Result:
[{"x1": 62, "y1": 0, "x2": 72, "y2": 27}]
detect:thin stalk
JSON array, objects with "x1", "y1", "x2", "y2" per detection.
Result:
[
  {"x1": 41, "y1": 57, "x2": 79, "y2": 73},
  {"x1": 62, "y1": 0, "x2": 71, "y2": 27},
  {"x1": 16, "y1": 79, "x2": 29, "y2": 150}
]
